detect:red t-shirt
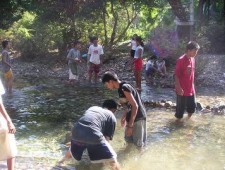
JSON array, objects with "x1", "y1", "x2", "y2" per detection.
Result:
[{"x1": 175, "y1": 54, "x2": 195, "y2": 96}]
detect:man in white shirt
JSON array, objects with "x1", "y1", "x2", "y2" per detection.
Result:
[{"x1": 88, "y1": 36, "x2": 104, "y2": 84}]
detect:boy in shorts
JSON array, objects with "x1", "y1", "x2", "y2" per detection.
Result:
[
  {"x1": 88, "y1": 36, "x2": 104, "y2": 84},
  {"x1": 174, "y1": 41, "x2": 200, "y2": 122},
  {"x1": 102, "y1": 71, "x2": 147, "y2": 147},
  {"x1": 69, "y1": 99, "x2": 120, "y2": 170}
]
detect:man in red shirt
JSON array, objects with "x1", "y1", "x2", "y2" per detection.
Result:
[{"x1": 174, "y1": 41, "x2": 200, "y2": 121}]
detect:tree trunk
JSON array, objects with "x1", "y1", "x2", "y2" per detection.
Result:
[
  {"x1": 109, "y1": 0, "x2": 118, "y2": 48},
  {"x1": 168, "y1": 0, "x2": 193, "y2": 41},
  {"x1": 102, "y1": 1, "x2": 108, "y2": 45},
  {"x1": 167, "y1": 0, "x2": 189, "y2": 21}
]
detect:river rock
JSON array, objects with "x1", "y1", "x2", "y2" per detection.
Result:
[{"x1": 165, "y1": 101, "x2": 173, "y2": 108}]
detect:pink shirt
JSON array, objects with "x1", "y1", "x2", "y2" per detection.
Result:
[{"x1": 175, "y1": 54, "x2": 195, "y2": 96}]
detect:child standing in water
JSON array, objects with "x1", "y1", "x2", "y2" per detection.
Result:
[
  {"x1": 0, "y1": 79, "x2": 17, "y2": 170},
  {"x1": 102, "y1": 71, "x2": 147, "y2": 147},
  {"x1": 174, "y1": 41, "x2": 200, "y2": 122},
  {"x1": 1, "y1": 40, "x2": 14, "y2": 94},
  {"x1": 133, "y1": 36, "x2": 144, "y2": 91}
]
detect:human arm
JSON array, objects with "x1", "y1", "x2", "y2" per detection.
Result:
[
  {"x1": 123, "y1": 90, "x2": 138, "y2": 136},
  {"x1": 0, "y1": 102, "x2": 16, "y2": 134},
  {"x1": 66, "y1": 50, "x2": 75, "y2": 62},
  {"x1": 87, "y1": 46, "x2": 91, "y2": 64},
  {"x1": 99, "y1": 46, "x2": 104, "y2": 65},
  {"x1": 174, "y1": 60, "x2": 184, "y2": 95},
  {"x1": 120, "y1": 106, "x2": 129, "y2": 127}
]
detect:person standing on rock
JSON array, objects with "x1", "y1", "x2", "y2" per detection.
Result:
[
  {"x1": 87, "y1": 36, "x2": 104, "y2": 84},
  {"x1": 1, "y1": 40, "x2": 14, "y2": 94},
  {"x1": 174, "y1": 41, "x2": 200, "y2": 122},
  {"x1": 0, "y1": 79, "x2": 17, "y2": 170},
  {"x1": 102, "y1": 71, "x2": 147, "y2": 147},
  {"x1": 67, "y1": 41, "x2": 82, "y2": 86}
]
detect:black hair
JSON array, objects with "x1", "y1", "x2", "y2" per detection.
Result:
[
  {"x1": 102, "y1": 71, "x2": 119, "y2": 83},
  {"x1": 73, "y1": 40, "x2": 81, "y2": 46},
  {"x1": 92, "y1": 36, "x2": 98, "y2": 41},
  {"x1": 136, "y1": 36, "x2": 144, "y2": 47},
  {"x1": 151, "y1": 55, "x2": 157, "y2": 60},
  {"x1": 2, "y1": 40, "x2": 9, "y2": 48},
  {"x1": 186, "y1": 41, "x2": 200, "y2": 51},
  {"x1": 102, "y1": 99, "x2": 118, "y2": 110}
]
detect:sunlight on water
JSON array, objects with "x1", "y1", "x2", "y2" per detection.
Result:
[{"x1": 1, "y1": 79, "x2": 225, "y2": 170}]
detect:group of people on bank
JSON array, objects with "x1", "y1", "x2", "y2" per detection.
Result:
[{"x1": 0, "y1": 39, "x2": 200, "y2": 170}]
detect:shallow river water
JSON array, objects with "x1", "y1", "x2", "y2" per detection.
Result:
[{"x1": 0, "y1": 78, "x2": 225, "y2": 170}]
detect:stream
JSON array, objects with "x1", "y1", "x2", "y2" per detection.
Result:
[{"x1": 0, "y1": 78, "x2": 225, "y2": 170}]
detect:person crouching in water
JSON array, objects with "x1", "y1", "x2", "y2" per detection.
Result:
[
  {"x1": 102, "y1": 71, "x2": 147, "y2": 148},
  {"x1": 59, "y1": 99, "x2": 121, "y2": 170}
]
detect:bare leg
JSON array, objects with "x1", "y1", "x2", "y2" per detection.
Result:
[
  {"x1": 108, "y1": 160, "x2": 121, "y2": 170},
  {"x1": 137, "y1": 71, "x2": 142, "y2": 90},
  {"x1": 8, "y1": 77, "x2": 13, "y2": 93},
  {"x1": 58, "y1": 150, "x2": 72, "y2": 165},
  {"x1": 134, "y1": 70, "x2": 138, "y2": 88},
  {"x1": 7, "y1": 157, "x2": 15, "y2": 170},
  {"x1": 94, "y1": 72, "x2": 98, "y2": 84},
  {"x1": 88, "y1": 73, "x2": 92, "y2": 83},
  {"x1": 187, "y1": 112, "x2": 193, "y2": 120}
]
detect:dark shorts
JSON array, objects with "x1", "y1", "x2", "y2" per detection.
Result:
[
  {"x1": 175, "y1": 95, "x2": 196, "y2": 119},
  {"x1": 145, "y1": 67, "x2": 155, "y2": 76},
  {"x1": 89, "y1": 63, "x2": 100, "y2": 74},
  {"x1": 130, "y1": 50, "x2": 135, "y2": 58},
  {"x1": 70, "y1": 140, "x2": 117, "y2": 163}
]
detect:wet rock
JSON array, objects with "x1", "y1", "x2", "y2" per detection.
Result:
[
  {"x1": 196, "y1": 102, "x2": 203, "y2": 111},
  {"x1": 164, "y1": 101, "x2": 173, "y2": 108},
  {"x1": 206, "y1": 105, "x2": 211, "y2": 109}
]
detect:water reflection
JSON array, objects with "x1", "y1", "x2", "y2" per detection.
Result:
[{"x1": 1, "y1": 79, "x2": 225, "y2": 170}]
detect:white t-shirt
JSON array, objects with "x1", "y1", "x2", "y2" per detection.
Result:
[
  {"x1": 88, "y1": 44, "x2": 104, "y2": 65},
  {"x1": 134, "y1": 45, "x2": 144, "y2": 59},
  {"x1": 145, "y1": 60, "x2": 154, "y2": 71},
  {"x1": 131, "y1": 40, "x2": 137, "y2": 50},
  {"x1": 156, "y1": 60, "x2": 165, "y2": 70}
]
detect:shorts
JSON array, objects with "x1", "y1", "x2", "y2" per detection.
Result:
[
  {"x1": 89, "y1": 63, "x2": 100, "y2": 74},
  {"x1": 145, "y1": 67, "x2": 155, "y2": 76},
  {"x1": 70, "y1": 140, "x2": 117, "y2": 163},
  {"x1": 130, "y1": 50, "x2": 135, "y2": 58},
  {"x1": 133, "y1": 58, "x2": 143, "y2": 71},
  {"x1": 175, "y1": 95, "x2": 196, "y2": 119},
  {"x1": 124, "y1": 119, "x2": 147, "y2": 147},
  {"x1": 4, "y1": 69, "x2": 13, "y2": 80},
  {"x1": 69, "y1": 69, "x2": 78, "y2": 80}
]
